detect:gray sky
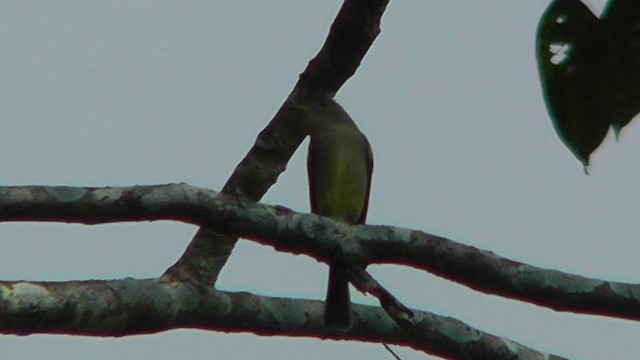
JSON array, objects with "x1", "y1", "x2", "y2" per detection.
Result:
[{"x1": 1, "y1": 1, "x2": 638, "y2": 359}]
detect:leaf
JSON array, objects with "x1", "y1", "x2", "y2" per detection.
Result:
[
  {"x1": 536, "y1": 0, "x2": 612, "y2": 168},
  {"x1": 602, "y1": 0, "x2": 640, "y2": 137}
]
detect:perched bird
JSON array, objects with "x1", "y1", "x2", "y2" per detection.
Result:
[{"x1": 305, "y1": 99, "x2": 373, "y2": 330}]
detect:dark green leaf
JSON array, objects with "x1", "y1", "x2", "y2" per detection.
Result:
[
  {"x1": 602, "y1": 0, "x2": 640, "y2": 137},
  {"x1": 536, "y1": 0, "x2": 612, "y2": 168}
]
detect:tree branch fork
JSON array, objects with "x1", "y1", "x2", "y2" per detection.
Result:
[{"x1": 0, "y1": 0, "x2": 590, "y2": 358}]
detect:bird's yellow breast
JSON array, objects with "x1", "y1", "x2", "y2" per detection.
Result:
[{"x1": 311, "y1": 137, "x2": 369, "y2": 224}]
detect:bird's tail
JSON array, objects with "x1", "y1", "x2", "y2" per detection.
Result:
[{"x1": 323, "y1": 263, "x2": 352, "y2": 330}]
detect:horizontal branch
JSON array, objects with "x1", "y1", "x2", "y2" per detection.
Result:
[
  {"x1": 0, "y1": 278, "x2": 565, "y2": 360},
  {"x1": 0, "y1": 184, "x2": 638, "y2": 323}
]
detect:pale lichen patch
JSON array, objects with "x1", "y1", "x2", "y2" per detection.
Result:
[
  {"x1": 434, "y1": 315, "x2": 482, "y2": 344},
  {"x1": 517, "y1": 266, "x2": 602, "y2": 293},
  {"x1": 503, "y1": 337, "x2": 520, "y2": 354},
  {"x1": 608, "y1": 282, "x2": 640, "y2": 299},
  {"x1": 0, "y1": 283, "x2": 11, "y2": 299},
  {"x1": 263, "y1": 298, "x2": 307, "y2": 327},
  {"x1": 11, "y1": 282, "x2": 55, "y2": 310},
  {"x1": 45, "y1": 187, "x2": 86, "y2": 202}
]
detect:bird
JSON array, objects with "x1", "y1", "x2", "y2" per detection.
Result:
[{"x1": 304, "y1": 99, "x2": 373, "y2": 330}]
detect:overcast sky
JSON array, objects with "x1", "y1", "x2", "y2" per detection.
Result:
[{"x1": 1, "y1": 1, "x2": 638, "y2": 359}]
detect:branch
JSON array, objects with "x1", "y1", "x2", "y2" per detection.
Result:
[
  {"x1": 348, "y1": 267, "x2": 415, "y2": 328},
  {"x1": 0, "y1": 278, "x2": 566, "y2": 360},
  {"x1": 164, "y1": 0, "x2": 389, "y2": 286},
  {"x1": 1, "y1": 184, "x2": 639, "y2": 323},
  {"x1": 294, "y1": 0, "x2": 389, "y2": 98}
]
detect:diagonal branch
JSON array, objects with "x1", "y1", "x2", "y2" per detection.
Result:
[
  {"x1": 1, "y1": 183, "x2": 639, "y2": 323},
  {"x1": 164, "y1": 0, "x2": 389, "y2": 287},
  {"x1": 348, "y1": 267, "x2": 415, "y2": 329},
  {"x1": 0, "y1": 278, "x2": 567, "y2": 360}
]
